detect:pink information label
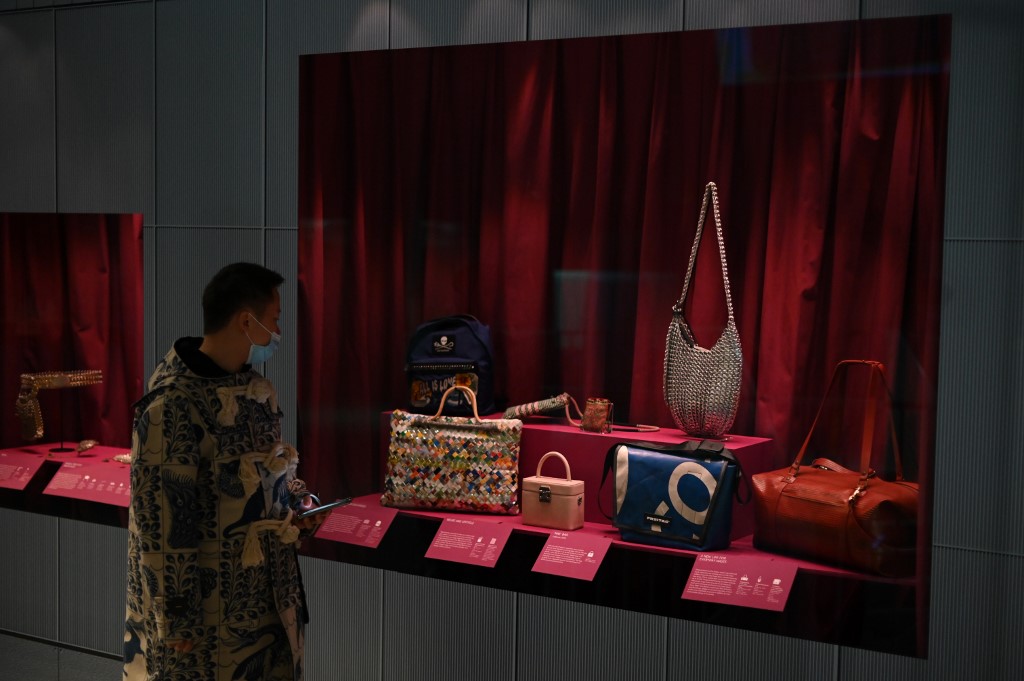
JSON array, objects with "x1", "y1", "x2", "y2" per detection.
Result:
[
  {"x1": 531, "y1": 530, "x2": 612, "y2": 581},
  {"x1": 682, "y1": 553, "x2": 798, "y2": 611},
  {"x1": 315, "y1": 501, "x2": 399, "y2": 548},
  {"x1": 424, "y1": 518, "x2": 513, "y2": 567},
  {"x1": 43, "y1": 460, "x2": 131, "y2": 507},
  {"x1": 0, "y1": 450, "x2": 47, "y2": 490}
]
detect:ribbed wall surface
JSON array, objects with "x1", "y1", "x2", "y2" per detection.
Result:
[
  {"x1": 266, "y1": 0, "x2": 388, "y2": 228},
  {"x1": 0, "y1": 634, "x2": 59, "y2": 679},
  {"x1": 266, "y1": 228, "x2": 298, "y2": 444},
  {"x1": 0, "y1": 508, "x2": 59, "y2": 639},
  {"x1": 842, "y1": 547, "x2": 1024, "y2": 680},
  {"x1": 942, "y1": 0, "x2": 1022, "y2": 241},
  {"x1": 517, "y1": 594, "x2": 667, "y2": 681},
  {"x1": 382, "y1": 572, "x2": 516, "y2": 681},
  {"x1": 0, "y1": 10, "x2": 55, "y2": 212},
  {"x1": 390, "y1": 0, "x2": 527, "y2": 48},
  {"x1": 529, "y1": 0, "x2": 684, "y2": 39},
  {"x1": 155, "y1": 0, "x2": 264, "y2": 226},
  {"x1": 932, "y1": 241, "x2": 1024, "y2": 553},
  {"x1": 153, "y1": 227, "x2": 263, "y2": 359},
  {"x1": 863, "y1": 0, "x2": 1024, "y2": 240},
  {"x1": 686, "y1": 0, "x2": 857, "y2": 29},
  {"x1": 298, "y1": 556, "x2": 383, "y2": 681},
  {"x1": 670, "y1": 619, "x2": 836, "y2": 680},
  {"x1": 58, "y1": 519, "x2": 128, "y2": 656},
  {"x1": 55, "y1": 2, "x2": 153, "y2": 219}
]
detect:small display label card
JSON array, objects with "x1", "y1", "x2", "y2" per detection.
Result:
[
  {"x1": 0, "y1": 449, "x2": 46, "y2": 491},
  {"x1": 682, "y1": 553, "x2": 798, "y2": 611},
  {"x1": 43, "y1": 460, "x2": 131, "y2": 507},
  {"x1": 531, "y1": 530, "x2": 611, "y2": 581},
  {"x1": 315, "y1": 501, "x2": 399, "y2": 548},
  {"x1": 424, "y1": 518, "x2": 513, "y2": 568}
]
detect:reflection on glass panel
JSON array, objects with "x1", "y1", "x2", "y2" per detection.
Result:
[
  {"x1": 0, "y1": 213, "x2": 144, "y2": 449},
  {"x1": 298, "y1": 15, "x2": 950, "y2": 657}
]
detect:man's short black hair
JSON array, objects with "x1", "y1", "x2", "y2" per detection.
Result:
[{"x1": 202, "y1": 262, "x2": 284, "y2": 334}]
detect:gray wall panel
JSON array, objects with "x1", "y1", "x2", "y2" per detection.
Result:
[
  {"x1": 298, "y1": 556, "x2": 382, "y2": 681},
  {"x1": 686, "y1": 0, "x2": 857, "y2": 29},
  {"x1": 842, "y1": 547, "x2": 1024, "y2": 680},
  {"x1": 390, "y1": 0, "x2": 527, "y2": 49},
  {"x1": 0, "y1": 10, "x2": 55, "y2": 212},
  {"x1": 382, "y1": 572, "x2": 515, "y2": 681},
  {"x1": 530, "y1": 0, "x2": 684, "y2": 40},
  {"x1": 58, "y1": 519, "x2": 128, "y2": 655},
  {"x1": 155, "y1": 0, "x2": 263, "y2": 227},
  {"x1": 861, "y1": 0, "x2": 954, "y2": 16},
  {"x1": 0, "y1": 508, "x2": 59, "y2": 639},
  {"x1": 266, "y1": 0, "x2": 389, "y2": 228},
  {"x1": 669, "y1": 619, "x2": 836, "y2": 681},
  {"x1": 55, "y1": 2, "x2": 154, "y2": 219},
  {"x1": 932, "y1": 240, "x2": 1024, "y2": 553},
  {"x1": 864, "y1": 0, "x2": 1024, "y2": 240},
  {"x1": 59, "y1": 648, "x2": 124, "y2": 680},
  {"x1": 0, "y1": 633, "x2": 59, "y2": 679},
  {"x1": 266, "y1": 228, "x2": 298, "y2": 444},
  {"x1": 152, "y1": 227, "x2": 263, "y2": 359},
  {"x1": 144, "y1": 224, "x2": 157, "y2": 371},
  {"x1": 518, "y1": 594, "x2": 666, "y2": 681}
]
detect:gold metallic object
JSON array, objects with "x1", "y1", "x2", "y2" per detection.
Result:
[{"x1": 14, "y1": 370, "x2": 103, "y2": 441}]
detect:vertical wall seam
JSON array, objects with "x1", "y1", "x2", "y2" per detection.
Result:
[
  {"x1": 262, "y1": 0, "x2": 268, "y2": 229},
  {"x1": 52, "y1": 8, "x2": 58, "y2": 211}
]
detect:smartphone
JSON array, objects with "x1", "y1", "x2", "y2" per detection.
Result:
[{"x1": 296, "y1": 497, "x2": 352, "y2": 519}]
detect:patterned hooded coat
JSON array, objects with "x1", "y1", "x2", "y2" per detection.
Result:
[{"x1": 124, "y1": 338, "x2": 309, "y2": 681}]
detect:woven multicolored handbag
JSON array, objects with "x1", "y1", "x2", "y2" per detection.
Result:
[{"x1": 382, "y1": 386, "x2": 522, "y2": 514}]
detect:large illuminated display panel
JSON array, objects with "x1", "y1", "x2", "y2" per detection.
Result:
[{"x1": 297, "y1": 16, "x2": 950, "y2": 657}]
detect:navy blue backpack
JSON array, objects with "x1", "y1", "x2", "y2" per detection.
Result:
[{"x1": 404, "y1": 315, "x2": 496, "y2": 416}]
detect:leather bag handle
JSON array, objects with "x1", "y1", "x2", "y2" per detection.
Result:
[
  {"x1": 791, "y1": 360, "x2": 906, "y2": 480},
  {"x1": 430, "y1": 385, "x2": 482, "y2": 421},
  {"x1": 673, "y1": 181, "x2": 736, "y2": 322},
  {"x1": 536, "y1": 451, "x2": 573, "y2": 480}
]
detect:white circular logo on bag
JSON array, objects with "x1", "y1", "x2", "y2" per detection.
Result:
[{"x1": 668, "y1": 462, "x2": 717, "y2": 525}]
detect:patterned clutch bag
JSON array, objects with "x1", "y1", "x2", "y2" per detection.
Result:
[{"x1": 382, "y1": 385, "x2": 522, "y2": 514}]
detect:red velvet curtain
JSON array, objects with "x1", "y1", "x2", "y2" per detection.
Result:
[
  {"x1": 298, "y1": 17, "x2": 949, "y2": 507},
  {"x1": 0, "y1": 213, "x2": 144, "y2": 449}
]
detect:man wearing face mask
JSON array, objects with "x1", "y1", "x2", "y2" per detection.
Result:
[{"x1": 124, "y1": 262, "x2": 323, "y2": 681}]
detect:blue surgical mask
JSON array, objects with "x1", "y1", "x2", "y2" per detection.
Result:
[{"x1": 245, "y1": 313, "x2": 281, "y2": 365}]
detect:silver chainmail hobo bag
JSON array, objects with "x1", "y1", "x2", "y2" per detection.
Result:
[{"x1": 663, "y1": 181, "x2": 742, "y2": 438}]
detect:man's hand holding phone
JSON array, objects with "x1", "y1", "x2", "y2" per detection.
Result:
[{"x1": 293, "y1": 497, "x2": 352, "y2": 533}]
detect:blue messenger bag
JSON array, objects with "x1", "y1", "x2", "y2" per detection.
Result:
[{"x1": 601, "y1": 439, "x2": 748, "y2": 551}]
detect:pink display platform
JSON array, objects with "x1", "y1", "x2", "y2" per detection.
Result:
[
  {"x1": 0, "y1": 448, "x2": 48, "y2": 490},
  {"x1": 380, "y1": 413, "x2": 774, "y2": 539},
  {"x1": 43, "y1": 457, "x2": 131, "y2": 507},
  {"x1": 0, "y1": 442, "x2": 131, "y2": 463},
  {"x1": 0, "y1": 443, "x2": 132, "y2": 510},
  {"x1": 352, "y1": 492, "x2": 881, "y2": 581}
]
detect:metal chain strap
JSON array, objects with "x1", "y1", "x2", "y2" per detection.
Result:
[{"x1": 673, "y1": 181, "x2": 736, "y2": 321}]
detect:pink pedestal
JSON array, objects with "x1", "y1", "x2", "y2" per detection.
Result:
[
  {"x1": 515, "y1": 420, "x2": 773, "y2": 539},
  {"x1": 379, "y1": 412, "x2": 773, "y2": 540}
]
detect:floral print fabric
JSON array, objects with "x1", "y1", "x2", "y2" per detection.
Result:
[{"x1": 124, "y1": 343, "x2": 307, "y2": 681}]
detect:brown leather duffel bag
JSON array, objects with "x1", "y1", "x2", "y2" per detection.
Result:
[{"x1": 751, "y1": 360, "x2": 918, "y2": 577}]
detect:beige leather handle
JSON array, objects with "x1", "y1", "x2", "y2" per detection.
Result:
[
  {"x1": 536, "y1": 451, "x2": 572, "y2": 480},
  {"x1": 430, "y1": 385, "x2": 481, "y2": 421}
]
